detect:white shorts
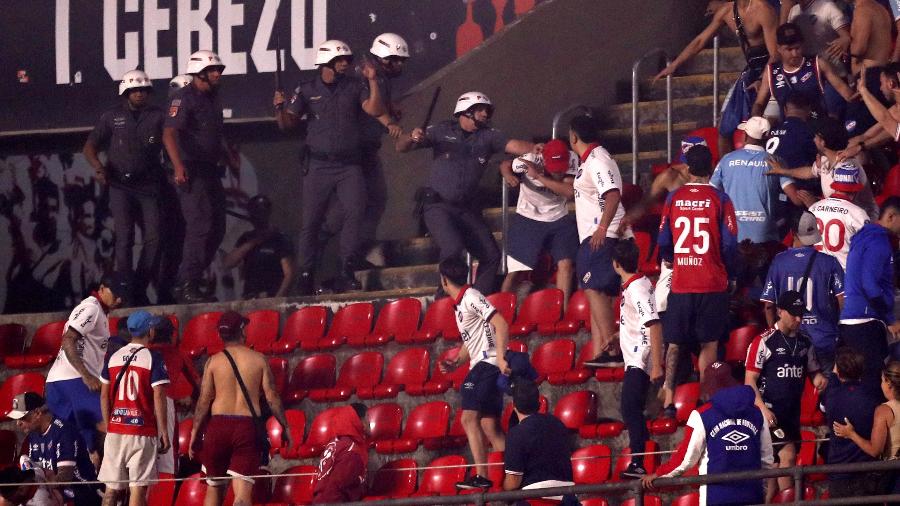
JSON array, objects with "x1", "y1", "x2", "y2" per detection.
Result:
[
  {"x1": 655, "y1": 261, "x2": 673, "y2": 312},
  {"x1": 156, "y1": 398, "x2": 176, "y2": 475},
  {"x1": 98, "y1": 433, "x2": 159, "y2": 490}
]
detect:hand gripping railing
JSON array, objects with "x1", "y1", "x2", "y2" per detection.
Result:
[{"x1": 632, "y1": 48, "x2": 673, "y2": 184}]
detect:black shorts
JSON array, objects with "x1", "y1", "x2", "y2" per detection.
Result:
[
  {"x1": 507, "y1": 214, "x2": 578, "y2": 271},
  {"x1": 576, "y1": 237, "x2": 622, "y2": 296},
  {"x1": 769, "y1": 405, "x2": 801, "y2": 461},
  {"x1": 663, "y1": 291, "x2": 729, "y2": 345},
  {"x1": 460, "y1": 361, "x2": 503, "y2": 418}
]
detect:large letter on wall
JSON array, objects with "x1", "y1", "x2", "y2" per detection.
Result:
[
  {"x1": 177, "y1": 0, "x2": 213, "y2": 75},
  {"x1": 291, "y1": 0, "x2": 327, "y2": 70},
  {"x1": 103, "y1": 0, "x2": 140, "y2": 79},
  {"x1": 143, "y1": 0, "x2": 172, "y2": 78},
  {"x1": 55, "y1": 0, "x2": 70, "y2": 84},
  {"x1": 249, "y1": 0, "x2": 279, "y2": 73},
  {"x1": 218, "y1": 0, "x2": 247, "y2": 74}
]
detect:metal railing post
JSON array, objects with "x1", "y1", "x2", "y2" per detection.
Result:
[
  {"x1": 551, "y1": 104, "x2": 592, "y2": 139},
  {"x1": 466, "y1": 252, "x2": 474, "y2": 284},
  {"x1": 713, "y1": 35, "x2": 720, "y2": 127},
  {"x1": 632, "y1": 48, "x2": 672, "y2": 184},
  {"x1": 793, "y1": 469, "x2": 804, "y2": 504},
  {"x1": 633, "y1": 481, "x2": 644, "y2": 506},
  {"x1": 500, "y1": 180, "x2": 509, "y2": 275}
]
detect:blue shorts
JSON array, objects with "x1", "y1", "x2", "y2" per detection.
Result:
[
  {"x1": 507, "y1": 214, "x2": 578, "y2": 270},
  {"x1": 662, "y1": 292, "x2": 729, "y2": 345},
  {"x1": 45, "y1": 379, "x2": 102, "y2": 452},
  {"x1": 460, "y1": 361, "x2": 503, "y2": 418},
  {"x1": 576, "y1": 237, "x2": 622, "y2": 296},
  {"x1": 719, "y1": 67, "x2": 762, "y2": 137}
]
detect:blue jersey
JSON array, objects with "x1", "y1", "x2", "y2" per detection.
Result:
[
  {"x1": 766, "y1": 58, "x2": 825, "y2": 118},
  {"x1": 766, "y1": 117, "x2": 817, "y2": 169},
  {"x1": 27, "y1": 417, "x2": 98, "y2": 500},
  {"x1": 710, "y1": 145, "x2": 794, "y2": 243},
  {"x1": 761, "y1": 247, "x2": 844, "y2": 352}
]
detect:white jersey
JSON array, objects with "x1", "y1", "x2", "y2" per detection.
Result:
[
  {"x1": 810, "y1": 156, "x2": 879, "y2": 220},
  {"x1": 618, "y1": 275, "x2": 660, "y2": 372},
  {"x1": 47, "y1": 296, "x2": 109, "y2": 383},
  {"x1": 655, "y1": 261, "x2": 673, "y2": 313},
  {"x1": 808, "y1": 197, "x2": 869, "y2": 270},
  {"x1": 573, "y1": 145, "x2": 631, "y2": 242},
  {"x1": 454, "y1": 286, "x2": 499, "y2": 368},
  {"x1": 511, "y1": 152, "x2": 577, "y2": 222}
]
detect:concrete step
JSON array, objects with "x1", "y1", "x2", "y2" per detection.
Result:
[
  {"x1": 354, "y1": 263, "x2": 440, "y2": 292},
  {"x1": 640, "y1": 71, "x2": 741, "y2": 101},
  {"x1": 678, "y1": 46, "x2": 746, "y2": 75},
  {"x1": 382, "y1": 232, "x2": 503, "y2": 267},
  {"x1": 600, "y1": 121, "x2": 702, "y2": 156},
  {"x1": 604, "y1": 94, "x2": 727, "y2": 128}
]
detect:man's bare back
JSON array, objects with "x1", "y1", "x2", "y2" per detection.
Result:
[
  {"x1": 206, "y1": 345, "x2": 269, "y2": 416},
  {"x1": 718, "y1": 0, "x2": 772, "y2": 49},
  {"x1": 851, "y1": 0, "x2": 892, "y2": 70}
]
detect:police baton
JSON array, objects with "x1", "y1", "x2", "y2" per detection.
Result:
[{"x1": 421, "y1": 86, "x2": 442, "y2": 131}]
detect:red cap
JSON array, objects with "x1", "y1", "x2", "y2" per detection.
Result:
[
  {"x1": 542, "y1": 139, "x2": 571, "y2": 174},
  {"x1": 701, "y1": 361, "x2": 739, "y2": 398},
  {"x1": 218, "y1": 311, "x2": 249, "y2": 337}
]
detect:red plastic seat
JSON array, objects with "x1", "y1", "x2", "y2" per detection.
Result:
[
  {"x1": 285, "y1": 354, "x2": 336, "y2": 403},
  {"x1": 726, "y1": 324, "x2": 761, "y2": 365},
  {"x1": 580, "y1": 499, "x2": 610, "y2": 506},
  {"x1": 554, "y1": 290, "x2": 591, "y2": 335},
  {"x1": 621, "y1": 496, "x2": 662, "y2": 506},
  {"x1": 553, "y1": 390, "x2": 598, "y2": 431},
  {"x1": 510, "y1": 288, "x2": 564, "y2": 336},
  {"x1": 358, "y1": 347, "x2": 430, "y2": 399},
  {"x1": 177, "y1": 418, "x2": 193, "y2": 458},
  {"x1": 181, "y1": 312, "x2": 223, "y2": 358},
  {"x1": 534, "y1": 339, "x2": 576, "y2": 384},
  {"x1": 561, "y1": 343, "x2": 599, "y2": 385},
  {"x1": 578, "y1": 420, "x2": 626, "y2": 440},
  {"x1": 6, "y1": 321, "x2": 65, "y2": 369},
  {"x1": 611, "y1": 441, "x2": 659, "y2": 482},
  {"x1": 268, "y1": 358, "x2": 288, "y2": 396},
  {"x1": 772, "y1": 485, "x2": 816, "y2": 503},
  {"x1": 0, "y1": 324, "x2": 27, "y2": 364},
  {"x1": 650, "y1": 382, "x2": 700, "y2": 435},
  {"x1": 634, "y1": 231, "x2": 660, "y2": 275},
  {"x1": 308, "y1": 351, "x2": 383, "y2": 402},
  {"x1": 672, "y1": 492, "x2": 700, "y2": 506},
  {"x1": 376, "y1": 401, "x2": 451, "y2": 454},
  {"x1": 295, "y1": 407, "x2": 348, "y2": 458},
  {"x1": 0, "y1": 430, "x2": 18, "y2": 467},
  {"x1": 800, "y1": 379, "x2": 825, "y2": 426},
  {"x1": 0, "y1": 373, "x2": 45, "y2": 418},
  {"x1": 501, "y1": 396, "x2": 549, "y2": 433},
  {"x1": 685, "y1": 127, "x2": 721, "y2": 164},
  {"x1": 364, "y1": 458, "x2": 418, "y2": 499},
  {"x1": 877, "y1": 164, "x2": 900, "y2": 205},
  {"x1": 621, "y1": 183, "x2": 644, "y2": 211},
  {"x1": 412, "y1": 297, "x2": 460, "y2": 342},
  {"x1": 365, "y1": 403, "x2": 403, "y2": 446},
  {"x1": 733, "y1": 129, "x2": 746, "y2": 150},
  {"x1": 362, "y1": 298, "x2": 422, "y2": 346},
  {"x1": 307, "y1": 302, "x2": 374, "y2": 350},
  {"x1": 487, "y1": 292, "x2": 517, "y2": 324},
  {"x1": 797, "y1": 430, "x2": 826, "y2": 482},
  {"x1": 148, "y1": 473, "x2": 176, "y2": 506},
  {"x1": 507, "y1": 339, "x2": 528, "y2": 353},
  {"x1": 571, "y1": 445, "x2": 612, "y2": 484},
  {"x1": 245, "y1": 310, "x2": 280, "y2": 353},
  {"x1": 406, "y1": 347, "x2": 468, "y2": 396},
  {"x1": 442, "y1": 409, "x2": 469, "y2": 449},
  {"x1": 410, "y1": 455, "x2": 466, "y2": 497},
  {"x1": 270, "y1": 465, "x2": 317, "y2": 505},
  {"x1": 174, "y1": 474, "x2": 207, "y2": 506},
  {"x1": 267, "y1": 409, "x2": 305, "y2": 457},
  {"x1": 275, "y1": 306, "x2": 327, "y2": 354}
]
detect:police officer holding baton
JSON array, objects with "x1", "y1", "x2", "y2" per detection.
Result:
[{"x1": 273, "y1": 40, "x2": 386, "y2": 294}]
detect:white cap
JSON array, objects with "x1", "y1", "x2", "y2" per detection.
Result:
[
  {"x1": 454, "y1": 91, "x2": 492, "y2": 115},
  {"x1": 315, "y1": 40, "x2": 353, "y2": 65},
  {"x1": 119, "y1": 69, "x2": 151, "y2": 96},
  {"x1": 186, "y1": 50, "x2": 225, "y2": 75},
  {"x1": 737, "y1": 116, "x2": 771, "y2": 140},
  {"x1": 370, "y1": 33, "x2": 409, "y2": 59}
]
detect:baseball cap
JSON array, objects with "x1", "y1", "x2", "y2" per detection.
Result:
[
  {"x1": 218, "y1": 311, "x2": 249, "y2": 337},
  {"x1": 777, "y1": 290, "x2": 806, "y2": 317},
  {"x1": 795, "y1": 211, "x2": 822, "y2": 246},
  {"x1": 127, "y1": 310, "x2": 155, "y2": 337},
  {"x1": 831, "y1": 161, "x2": 865, "y2": 193},
  {"x1": 8, "y1": 392, "x2": 45, "y2": 420},
  {"x1": 542, "y1": 139, "x2": 571, "y2": 174},
  {"x1": 679, "y1": 135, "x2": 708, "y2": 163},
  {"x1": 777, "y1": 23, "x2": 804, "y2": 45},
  {"x1": 737, "y1": 116, "x2": 771, "y2": 140},
  {"x1": 701, "y1": 361, "x2": 739, "y2": 398}
]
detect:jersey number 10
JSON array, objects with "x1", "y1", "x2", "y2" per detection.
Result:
[{"x1": 116, "y1": 370, "x2": 140, "y2": 402}]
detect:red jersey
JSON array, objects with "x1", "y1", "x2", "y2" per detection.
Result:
[
  {"x1": 101, "y1": 345, "x2": 169, "y2": 437},
  {"x1": 658, "y1": 183, "x2": 738, "y2": 293}
]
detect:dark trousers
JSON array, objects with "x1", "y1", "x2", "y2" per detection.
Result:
[
  {"x1": 839, "y1": 320, "x2": 889, "y2": 395},
  {"x1": 176, "y1": 169, "x2": 226, "y2": 283},
  {"x1": 321, "y1": 147, "x2": 386, "y2": 250},
  {"x1": 423, "y1": 201, "x2": 500, "y2": 295},
  {"x1": 621, "y1": 366, "x2": 650, "y2": 466},
  {"x1": 157, "y1": 182, "x2": 184, "y2": 302},
  {"x1": 108, "y1": 184, "x2": 161, "y2": 294},
  {"x1": 297, "y1": 159, "x2": 365, "y2": 271}
]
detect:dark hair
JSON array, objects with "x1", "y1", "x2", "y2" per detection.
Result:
[
  {"x1": 785, "y1": 92, "x2": 813, "y2": 111},
  {"x1": 835, "y1": 346, "x2": 865, "y2": 381},
  {"x1": 151, "y1": 318, "x2": 175, "y2": 344},
  {"x1": 685, "y1": 144, "x2": 713, "y2": 177},
  {"x1": 569, "y1": 115, "x2": 600, "y2": 144},
  {"x1": 512, "y1": 379, "x2": 540, "y2": 415},
  {"x1": 439, "y1": 257, "x2": 469, "y2": 287},
  {"x1": 812, "y1": 117, "x2": 849, "y2": 151},
  {"x1": 611, "y1": 239, "x2": 640, "y2": 274},
  {"x1": 883, "y1": 63, "x2": 900, "y2": 86},
  {"x1": 116, "y1": 318, "x2": 130, "y2": 339},
  {"x1": 883, "y1": 362, "x2": 900, "y2": 398},
  {"x1": 879, "y1": 196, "x2": 900, "y2": 218}
]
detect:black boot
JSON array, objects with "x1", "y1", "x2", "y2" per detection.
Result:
[
  {"x1": 176, "y1": 280, "x2": 211, "y2": 304},
  {"x1": 295, "y1": 271, "x2": 314, "y2": 296},
  {"x1": 332, "y1": 261, "x2": 362, "y2": 293}
]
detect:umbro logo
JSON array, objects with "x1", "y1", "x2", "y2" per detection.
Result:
[{"x1": 722, "y1": 430, "x2": 750, "y2": 444}]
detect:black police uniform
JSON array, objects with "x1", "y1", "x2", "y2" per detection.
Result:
[
  {"x1": 286, "y1": 75, "x2": 371, "y2": 283},
  {"x1": 164, "y1": 84, "x2": 226, "y2": 291},
  {"x1": 417, "y1": 119, "x2": 508, "y2": 294},
  {"x1": 87, "y1": 104, "x2": 166, "y2": 299}
]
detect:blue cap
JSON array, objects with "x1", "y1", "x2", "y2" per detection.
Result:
[
  {"x1": 831, "y1": 161, "x2": 864, "y2": 193},
  {"x1": 679, "y1": 136, "x2": 708, "y2": 163},
  {"x1": 127, "y1": 310, "x2": 155, "y2": 337}
]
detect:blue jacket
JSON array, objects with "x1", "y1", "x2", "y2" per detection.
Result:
[{"x1": 841, "y1": 223, "x2": 896, "y2": 324}]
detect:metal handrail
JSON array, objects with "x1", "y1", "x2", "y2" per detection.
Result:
[
  {"x1": 551, "y1": 104, "x2": 593, "y2": 140},
  {"x1": 500, "y1": 180, "x2": 509, "y2": 275},
  {"x1": 334, "y1": 457, "x2": 900, "y2": 506},
  {"x1": 632, "y1": 48, "x2": 673, "y2": 184},
  {"x1": 713, "y1": 35, "x2": 720, "y2": 127}
]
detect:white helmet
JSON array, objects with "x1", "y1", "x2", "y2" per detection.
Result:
[
  {"x1": 186, "y1": 50, "x2": 225, "y2": 75},
  {"x1": 119, "y1": 69, "x2": 152, "y2": 96},
  {"x1": 370, "y1": 33, "x2": 409, "y2": 59},
  {"x1": 169, "y1": 74, "x2": 192, "y2": 90},
  {"x1": 454, "y1": 91, "x2": 493, "y2": 115},
  {"x1": 315, "y1": 40, "x2": 353, "y2": 66}
]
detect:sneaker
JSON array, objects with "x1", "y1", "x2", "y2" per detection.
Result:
[
  {"x1": 455, "y1": 475, "x2": 493, "y2": 490},
  {"x1": 620, "y1": 462, "x2": 647, "y2": 480},
  {"x1": 583, "y1": 351, "x2": 625, "y2": 368},
  {"x1": 663, "y1": 404, "x2": 677, "y2": 419}
]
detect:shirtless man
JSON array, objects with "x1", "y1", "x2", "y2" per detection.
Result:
[
  {"x1": 655, "y1": 1, "x2": 778, "y2": 155},
  {"x1": 848, "y1": 0, "x2": 892, "y2": 75},
  {"x1": 189, "y1": 311, "x2": 290, "y2": 506},
  {"x1": 839, "y1": 63, "x2": 900, "y2": 158}
]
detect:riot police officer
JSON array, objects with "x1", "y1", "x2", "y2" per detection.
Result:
[
  {"x1": 83, "y1": 69, "x2": 165, "y2": 305},
  {"x1": 163, "y1": 50, "x2": 229, "y2": 303},
  {"x1": 396, "y1": 92, "x2": 538, "y2": 295},
  {"x1": 273, "y1": 40, "x2": 386, "y2": 294}
]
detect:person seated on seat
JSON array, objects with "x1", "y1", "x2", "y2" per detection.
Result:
[{"x1": 311, "y1": 403, "x2": 369, "y2": 504}]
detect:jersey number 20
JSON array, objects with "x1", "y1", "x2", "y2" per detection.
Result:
[
  {"x1": 674, "y1": 217, "x2": 711, "y2": 255},
  {"x1": 815, "y1": 218, "x2": 845, "y2": 253}
]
